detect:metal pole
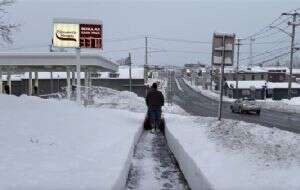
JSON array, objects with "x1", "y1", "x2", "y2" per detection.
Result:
[
  {"x1": 129, "y1": 53, "x2": 132, "y2": 92},
  {"x1": 235, "y1": 38, "x2": 241, "y2": 98},
  {"x1": 218, "y1": 36, "x2": 226, "y2": 121},
  {"x1": 76, "y1": 48, "x2": 81, "y2": 104},
  {"x1": 144, "y1": 36, "x2": 148, "y2": 85},
  {"x1": 288, "y1": 13, "x2": 297, "y2": 100},
  {"x1": 34, "y1": 71, "x2": 38, "y2": 95},
  {"x1": 50, "y1": 71, "x2": 53, "y2": 94},
  {"x1": 249, "y1": 37, "x2": 255, "y2": 67},
  {"x1": 0, "y1": 68, "x2": 2, "y2": 94},
  {"x1": 28, "y1": 72, "x2": 32, "y2": 96},
  {"x1": 66, "y1": 69, "x2": 71, "y2": 99}
]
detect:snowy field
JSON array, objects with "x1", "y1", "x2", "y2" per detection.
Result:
[
  {"x1": 0, "y1": 94, "x2": 144, "y2": 190},
  {"x1": 1, "y1": 83, "x2": 300, "y2": 190},
  {"x1": 182, "y1": 78, "x2": 300, "y2": 114}
]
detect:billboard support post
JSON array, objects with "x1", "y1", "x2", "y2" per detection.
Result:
[
  {"x1": 218, "y1": 36, "x2": 225, "y2": 121},
  {"x1": 212, "y1": 33, "x2": 235, "y2": 121},
  {"x1": 76, "y1": 47, "x2": 81, "y2": 104}
]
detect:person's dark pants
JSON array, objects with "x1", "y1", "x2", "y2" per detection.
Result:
[{"x1": 148, "y1": 108, "x2": 162, "y2": 130}]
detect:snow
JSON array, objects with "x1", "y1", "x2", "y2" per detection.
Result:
[
  {"x1": 175, "y1": 78, "x2": 183, "y2": 91},
  {"x1": 1, "y1": 66, "x2": 144, "y2": 81},
  {"x1": 183, "y1": 78, "x2": 234, "y2": 102},
  {"x1": 258, "y1": 97, "x2": 300, "y2": 114},
  {"x1": 2, "y1": 75, "x2": 300, "y2": 190},
  {"x1": 0, "y1": 94, "x2": 143, "y2": 190},
  {"x1": 226, "y1": 80, "x2": 267, "y2": 89},
  {"x1": 165, "y1": 115, "x2": 300, "y2": 190},
  {"x1": 183, "y1": 78, "x2": 300, "y2": 114},
  {"x1": 117, "y1": 66, "x2": 144, "y2": 79}
]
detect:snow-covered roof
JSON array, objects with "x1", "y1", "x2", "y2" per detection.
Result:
[
  {"x1": 117, "y1": 66, "x2": 144, "y2": 79},
  {"x1": 0, "y1": 52, "x2": 117, "y2": 72},
  {"x1": 226, "y1": 80, "x2": 300, "y2": 89},
  {"x1": 226, "y1": 80, "x2": 267, "y2": 89},
  {"x1": 224, "y1": 66, "x2": 267, "y2": 74},
  {"x1": 268, "y1": 82, "x2": 300, "y2": 89}
]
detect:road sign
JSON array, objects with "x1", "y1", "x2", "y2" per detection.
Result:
[
  {"x1": 53, "y1": 18, "x2": 102, "y2": 49},
  {"x1": 212, "y1": 33, "x2": 235, "y2": 66}
]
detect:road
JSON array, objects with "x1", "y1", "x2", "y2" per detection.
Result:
[
  {"x1": 126, "y1": 131, "x2": 190, "y2": 190},
  {"x1": 173, "y1": 77, "x2": 300, "y2": 134}
]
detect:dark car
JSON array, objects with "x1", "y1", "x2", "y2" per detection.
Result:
[{"x1": 230, "y1": 98, "x2": 261, "y2": 115}]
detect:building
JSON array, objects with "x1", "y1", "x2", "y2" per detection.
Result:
[
  {"x1": 224, "y1": 67, "x2": 267, "y2": 81},
  {"x1": 225, "y1": 80, "x2": 300, "y2": 100},
  {"x1": 0, "y1": 52, "x2": 147, "y2": 97}
]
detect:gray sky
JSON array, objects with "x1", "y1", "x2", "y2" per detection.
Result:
[{"x1": 1, "y1": 0, "x2": 300, "y2": 66}]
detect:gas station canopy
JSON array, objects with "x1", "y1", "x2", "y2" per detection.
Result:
[{"x1": 0, "y1": 52, "x2": 117, "y2": 73}]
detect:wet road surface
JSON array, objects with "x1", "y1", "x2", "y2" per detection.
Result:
[{"x1": 174, "y1": 77, "x2": 300, "y2": 134}]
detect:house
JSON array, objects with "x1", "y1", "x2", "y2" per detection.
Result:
[
  {"x1": 223, "y1": 67, "x2": 267, "y2": 81},
  {"x1": 264, "y1": 67, "x2": 288, "y2": 82},
  {"x1": 225, "y1": 80, "x2": 300, "y2": 100},
  {"x1": 225, "y1": 80, "x2": 267, "y2": 100}
]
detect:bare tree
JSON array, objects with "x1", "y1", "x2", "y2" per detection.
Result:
[{"x1": 0, "y1": 0, "x2": 19, "y2": 44}]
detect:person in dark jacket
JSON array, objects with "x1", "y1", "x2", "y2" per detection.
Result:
[{"x1": 146, "y1": 83, "x2": 164, "y2": 132}]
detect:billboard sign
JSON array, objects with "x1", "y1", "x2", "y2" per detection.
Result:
[
  {"x1": 52, "y1": 18, "x2": 102, "y2": 49},
  {"x1": 53, "y1": 23, "x2": 80, "y2": 48},
  {"x1": 212, "y1": 33, "x2": 235, "y2": 66}
]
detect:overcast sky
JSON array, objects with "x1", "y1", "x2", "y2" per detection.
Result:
[{"x1": 1, "y1": 0, "x2": 300, "y2": 66}]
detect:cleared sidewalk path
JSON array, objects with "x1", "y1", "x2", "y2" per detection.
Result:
[{"x1": 125, "y1": 131, "x2": 190, "y2": 190}]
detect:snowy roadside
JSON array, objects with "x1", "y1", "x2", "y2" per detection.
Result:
[
  {"x1": 165, "y1": 114, "x2": 300, "y2": 190},
  {"x1": 182, "y1": 78, "x2": 300, "y2": 114},
  {"x1": 182, "y1": 78, "x2": 234, "y2": 102},
  {"x1": 0, "y1": 94, "x2": 144, "y2": 190}
]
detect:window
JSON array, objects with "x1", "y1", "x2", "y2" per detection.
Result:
[
  {"x1": 242, "y1": 90, "x2": 250, "y2": 96},
  {"x1": 261, "y1": 74, "x2": 264, "y2": 80},
  {"x1": 242, "y1": 75, "x2": 246, "y2": 80},
  {"x1": 252, "y1": 75, "x2": 255, "y2": 80}
]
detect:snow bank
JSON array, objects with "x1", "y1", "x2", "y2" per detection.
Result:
[
  {"x1": 165, "y1": 114, "x2": 300, "y2": 190},
  {"x1": 0, "y1": 94, "x2": 143, "y2": 190},
  {"x1": 258, "y1": 97, "x2": 300, "y2": 114},
  {"x1": 92, "y1": 86, "x2": 187, "y2": 115},
  {"x1": 183, "y1": 78, "x2": 234, "y2": 102}
]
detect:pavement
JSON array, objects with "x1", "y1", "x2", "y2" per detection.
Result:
[
  {"x1": 126, "y1": 131, "x2": 190, "y2": 190},
  {"x1": 173, "y1": 77, "x2": 300, "y2": 134}
]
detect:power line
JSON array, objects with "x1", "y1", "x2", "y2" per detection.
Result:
[
  {"x1": 254, "y1": 51, "x2": 291, "y2": 66},
  {"x1": 102, "y1": 47, "x2": 145, "y2": 53},
  {"x1": 240, "y1": 45, "x2": 291, "y2": 61},
  {"x1": 148, "y1": 36, "x2": 211, "y2": 44},
  {"x1": 148, "y1": 47, "x2": 211, "y2": 54},
  {"x1": 241, "y1": 16, "x2": 284, "y2": 40},
  {"x1": 105, "y1": 36, "x2": 144, "y2": 43}
]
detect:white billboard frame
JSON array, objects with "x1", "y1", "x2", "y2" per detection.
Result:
[{"x1": 52, "y1": 18, "x2": 103, "y2": 49}]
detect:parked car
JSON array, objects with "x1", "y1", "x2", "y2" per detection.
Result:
[{"x1": 230, "y1": 98, "x2": 261, "y2": 115}]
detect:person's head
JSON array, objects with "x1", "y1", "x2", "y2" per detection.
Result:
[{"x1": 152, "y1": 83, "x2": 158, "y2": 90}]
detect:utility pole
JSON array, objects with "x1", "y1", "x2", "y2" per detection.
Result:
[
  {"x1": 235, "y1": 38, "x2": 241, "y2": 98},
  {"x1": 249, "y1": 37, "x2": 255, "y2": 67},
  {"x1": 282, "y1": 11, "x2": 299, "y2": 99},
  {"x1": 128, "y1": 53, "x2": 132, "y2": 92},
  {"x1": 144, "y1": 36, "x2": 148, "y2": 86}
]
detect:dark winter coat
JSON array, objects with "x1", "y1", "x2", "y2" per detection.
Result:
[{"x1": 145, "y1": 88, "x2": 164, "y2": 109}]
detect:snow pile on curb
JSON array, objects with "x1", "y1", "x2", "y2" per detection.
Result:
[
  {"x1": 165, "y1": 114, "x2": 300, "y2": 190},
  {"x1": 0, "y1": 94, "x2": 143, "y2": 190},
  {"x1": 258, "y1": 97, "x2": 300, "y2": 114},
  {"x1": 92, "y1": 86, "x2": 187, "y2": 115},
  {"x1": 182, "y1": 78, "x2": 234, "y2": 102}
]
